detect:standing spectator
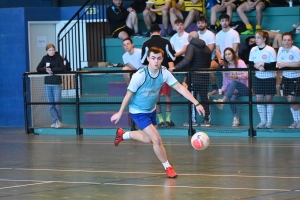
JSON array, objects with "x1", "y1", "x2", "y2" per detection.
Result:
[
  {"x1": 197, "y1": 15, "x2": 220, "y2": 95},
  {"x1": 213, "y1": 47, "x2": 248, "y2": 127},
  {"x1": 216, "y1": 14, "x2": 240, "y2": 67},
  {"x1": 237, "y1": 0, "x2": 270, "y2": 35},
  {"x1": 276, "y1": 33, "x2": 300, "y2": 128},
  {"x1": 170, "y1": 31, "x2": 212, "y2": 126},
  {"x1": 169, "y1": 0, "x2": 205, "y2": 34},
  {"x1": 170, "y1": 19, "x2": 189, "y2": 65},
  {"x1": 122, "y1": 38, "x2": 144, "y2": 84},
  {"x1": 107, "y1": 0, "x2": 140, "y2": 39},
  {"x1": 209, "y1": 0, "x2": 244, "y2": 33},
  {"x1": 141, "y1": 24, "x2": 176, "y2": 127},
  {"x1": 111, "y1": 46, "x2": 205, "y2": 178},
  {"x1": 36, "y1": 44, "x2": 65, "y2": 128},
  {"x1": 143, "y1": 0, "x2": 171, "y2": 37},
  {"x1": 249, "y1": 31, "x2": 276, "y2": 129}
]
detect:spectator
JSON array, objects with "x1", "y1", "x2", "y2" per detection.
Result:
[
  {"x1": 170, "y1": 31, "x2": 212, "y2": 126},
  {"x1": 216, "y1": 14, "x2": 240, "y2": 66},
  {"x1": 237, "y1": 0, "x2": 270, "y2": 35},
  {"x1": 170, "y1": 0, "x2": 205, "y2": 34},
  {"x1": 36, "y1": 44, "x2": 65, "y2": 128},
  {"x1": 141, "y1": 23, "x2": 176, "y2": 127},
  {"x1": 276, "y1": 32, "x2": 300, "y2": 129},
  {"x1": 197, "y1": 15, "x2": 220, "y2": 95},
  {"x1": 143, "y1": 0, "x2": 171, "y2": 37},
  {"x1": 130, "y1": 0, "x2": 147, "y2": 13},
  {"x1": 106, "y1": 0, "x2": 140, "y2": 39},
  {"x1": 213, "y1": 47, "x2": 248, "y2": 127},
  {"x1": 249, "y1": 30, "x2": 276, "y2": 129},
  {"x1": 240, "y1": 36, "x2": 256, "y2": 64},
  {"x1": 111, "y1": 46, "x2": 205, "y2": 178},
  {"x1": 122, "y1": 38, "x2": 144, "y2": 84},
  {"x1": 209, "y1": 0, "x2": 244, "y2": 33},
  {"x1": 170, "y1": 19, "x2": 189, "y2": 65}
]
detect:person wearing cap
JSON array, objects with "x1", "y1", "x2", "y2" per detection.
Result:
[
  {"x1": 141, "y1": 23, "x2": 177, "y2": 128},
  {"x1": 142, "y1": 0, "x2": 172, "y2": 37},
  {"x1": 106, "y1": 0, "x2": 141, "y2": 39}
]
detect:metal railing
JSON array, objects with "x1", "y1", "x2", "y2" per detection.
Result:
[
  {"x1": 23, "y1": 68, "x2": 300, "y2": 136},
  {"x1": 57, "y1": 0, "x2": 111, "y2": 71}
]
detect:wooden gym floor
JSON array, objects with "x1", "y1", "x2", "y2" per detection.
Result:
[{"x1": 0, "y1": 127, "x2": 300, "y2": 199}]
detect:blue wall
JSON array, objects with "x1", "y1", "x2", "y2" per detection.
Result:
[{"x1": 0, "y1": 6, "x2": 80, "y2": 127}]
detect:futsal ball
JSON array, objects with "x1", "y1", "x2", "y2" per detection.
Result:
[{"x1": 191, "y1": 132, "x2": 210, "y2": 150}]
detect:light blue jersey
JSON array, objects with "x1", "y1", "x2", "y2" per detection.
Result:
[{"x1": 128, "y1": 66, "x2": 178, "y2": 113}]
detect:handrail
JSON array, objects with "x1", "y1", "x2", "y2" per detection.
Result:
[{"x1": 23, "y1": 67, "x2": 300, "y2": 135}]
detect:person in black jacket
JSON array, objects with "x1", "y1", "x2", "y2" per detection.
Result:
[
  {"x1": 36, "y1": 44, "x2": 65, "y2": 128},
  {"x1": 141, "y1": 23, "x2": 176, "y2": 128},
  {"x1": 106, "y1": 0, "x2": 140, "y2": 39},
  {"x1": 171, "y1": 31, "x2": 212, "y2": 127}
]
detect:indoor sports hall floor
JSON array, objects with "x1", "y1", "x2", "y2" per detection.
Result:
[{"x1": 1, "y1": 127, "x2": 300, "y2": 199}]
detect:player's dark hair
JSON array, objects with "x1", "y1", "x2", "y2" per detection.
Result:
[
  {"x1": 282, "y1": 32, "x2": 293, "y2": 41},
  {"x1": 219, "y1": 13, "x2": 230, "y2": 21},
  {"x1": 122, "y1": 38, "x2": 133, "y2": 44},
  {"x1": 174, "y1": 18, "x2": 184, "y2": 24},
  {"x1": 197, "y1": 15, "x2": 207, "y2": 23}
]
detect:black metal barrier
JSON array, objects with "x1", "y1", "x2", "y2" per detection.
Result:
[{"x1": 23, "y1": 67, "x2": 300, "y2": 136}]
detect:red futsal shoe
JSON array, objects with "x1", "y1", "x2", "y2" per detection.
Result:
[
  {"x1": 114, "y1": 128, "x2": 125, "y2": 147},
  {"x1": 165, "y1": 166, "x2": 177, "y2": 178}
]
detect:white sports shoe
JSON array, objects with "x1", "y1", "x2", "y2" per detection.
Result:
[
  {"x1": 288, "y1": 121, "x2": 299, "y2": 129},
  {"x1": 265, "y1": 123, "x2": 272, "y2": 129},
  {"x1": 54, "y1": 121, "x2": 62, "y2": 128},
  {"x1": 232, "y1": 117, "x2": 240, "y2": 127},
  {"x1": 51, "y1": 123, "x2": 56, "y2": 128},
  {"x1": 183, "y1": 122, "x2": 198, "y2": 127},
  {"x1": 256, "y1": 122, "x2": 266, "y2": 129}
]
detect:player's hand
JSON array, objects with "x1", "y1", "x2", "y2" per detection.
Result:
[
  {"x1": 111, "y1": 112, "x2": 122, "y2": 124},
  {"x1": 196, "y1": 104, "x2": 205, "y2": 117},
  {"x1": 277, "y1": 62, "x2": 286, "y2": 69},
  {"x1": 46, "y1": 68, "x2": 53, "y2": 74},
  {"x1": 168, "y1": 67, "x2": 175, "y2": 72},
  {"x1": 182, "y1": 82, "x2": 188, "y2": 89}
]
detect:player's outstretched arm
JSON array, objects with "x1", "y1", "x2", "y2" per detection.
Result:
[
  {"x1": 111, "y1": 91, "x2": 133, "y2": 124},
  {"x1": 172, "y1": 83, "x2": 205, "y2": 116}
]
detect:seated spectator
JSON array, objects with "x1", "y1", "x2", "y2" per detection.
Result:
[
  {"x1": 122, "y1": 38, "x2": 144, "y2": 84},
  {"x1": 130, "y1": 0, "x2": 146, "y2": 13},
  {"x1": 240, "y1": 36, "x2": 256, "y2": 64},
  {"x1": 143, "y1": 0, "x2": 171, "y2": 37},
  {"x1": 170, "y1": 0, "x2": 205, "y2": 34},
  {"x1": 170, "y1": 19, "x2": 189, "y2": 65},
  {"x1": 213, "y1": 47, "x2": 248, "y2": 127},
  {"x1": 209, "y1": 0, "x2": 244, "y2": 33},
  {"x1": 106, "y1": 0, "x2": 140, "y2": 39},
  {"x1": 276, "y1": 33, "x2": 300, "y2": 129},
  {"x1": 238, "y1": 0, "x2": 270, "y2": 35}
]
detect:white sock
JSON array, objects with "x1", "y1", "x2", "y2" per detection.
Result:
[
  {"x1": 266, "y1": 104, "x2": 274, "y2": 124},
  {"x1": 162, "y1": 161, "x2": 171, "y2": 170},
  {"x1": 122, "y1": 132, "x2": 130, "y2": 140},
  {"x1": 290, "y1": 108, "x2": 297, "y2": 122},
  {"x1": 295, "y1": 109, "x2": 300, "y2": 122},
  {"x1": 257, "y1": 105, "x2": 266, "y2": 124}
]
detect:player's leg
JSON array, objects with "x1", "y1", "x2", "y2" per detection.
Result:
[
  {"x1": 169, "y1": 8, "x2": 183, "y2": 29},
  {"x1": 237, "y1": 2, "x2": 254, "y2": 35},
  {"x1": 226, "y1": 3, "x2": 237, "y2": 22},
  {"x1": 184, "y1": 9, "x2": 199, "y2": 30},
  {"x1": 255, "y1": 2, "x2": 266, "y2": 31},
  {"x1": 143, "y1": 9, "x2": 156, "y2": 30},
  {"x1": 126, "y1": 11, "x2": 139, "y2": 34},
  {"x1": 210, "y1": 4, "x2": 222, "y2": 32}
]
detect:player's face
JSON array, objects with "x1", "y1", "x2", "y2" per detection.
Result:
[
  {"x1": 255, "y1": 33, "x2": 265, "y2": 47},
  {"x1": 197, "y1": 21, "x2": 206, "y2": 31},
  {"x1": 224, "y1": 50, "x2": 233, "y2": 62},
  {"x1": 175, "y1": 23, "x2": 184, "y2": 33},
  {"x1": 220, "y1": 18, "x2": 229, "y2": 29},
  {"x1": 47, "y1": 47, "x2": 55, "y2": 56},
  {"x1": 282, "y1": 35, "x2": 293, "y2": 49},
  {"x1": 113, "y1": 0, "x2": 122, "y2": 7},
  {"x1": 122, "y1": 40, "x2": 133, "y2": 52},
  {"x1": 147, "y1": 52, "x2": 163, "y2": 71}
]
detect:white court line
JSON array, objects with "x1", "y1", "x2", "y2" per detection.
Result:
[
  {"x1": 0, "y1": 178, "x2": 295, "y2": 193},
  {"x1": 0, "y1": 181, "x2": 53, "y2": 190},
  {"x1": 1, "y1": 168, "x2": 300, "y2": 179},
  {"x1": 103, "y1": 183, "x2": 294, "y2": 192}
]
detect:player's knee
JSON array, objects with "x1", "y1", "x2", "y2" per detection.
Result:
[{"x1": 152, "y1": 136, "x2": 162, "y2": 145}]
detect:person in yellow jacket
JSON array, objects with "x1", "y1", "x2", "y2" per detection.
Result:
[
  {"x1": 170, "y1": 0, "x2": 206, "y2": 34},
  {"x1": 237, "y1": 0, "x2": 270, "y2": 35}
]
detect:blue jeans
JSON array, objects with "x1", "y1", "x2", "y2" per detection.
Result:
[
  {"x1": 45, "y1": 85, "x2": 62, "y2": 123},
  {"x1": 224, "y1": 81, "x2": 249, "y2": 117}
]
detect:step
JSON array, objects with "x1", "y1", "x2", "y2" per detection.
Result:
[
  {"x1": 108, "y1": 82, "x2": 127, "y2": 96},
  {"x1": 83, "y1": 111, "x2": 131, "y2": 127}
]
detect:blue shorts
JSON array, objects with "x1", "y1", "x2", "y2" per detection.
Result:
[{"x1": 130, "y1": 110, "x2": 157, "y2": 130}]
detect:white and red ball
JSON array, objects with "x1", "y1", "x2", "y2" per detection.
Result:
[{"x1": 191, "y1": 132, "x2": 210, "y2": 150}]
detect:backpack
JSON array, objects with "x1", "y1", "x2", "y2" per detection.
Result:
[
  {"x1": 63, "y1": 55, "x2": 71, "y2": 71},
  {"x1": 217, "y1": 21, "x2": 246, "y2": 34}
]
